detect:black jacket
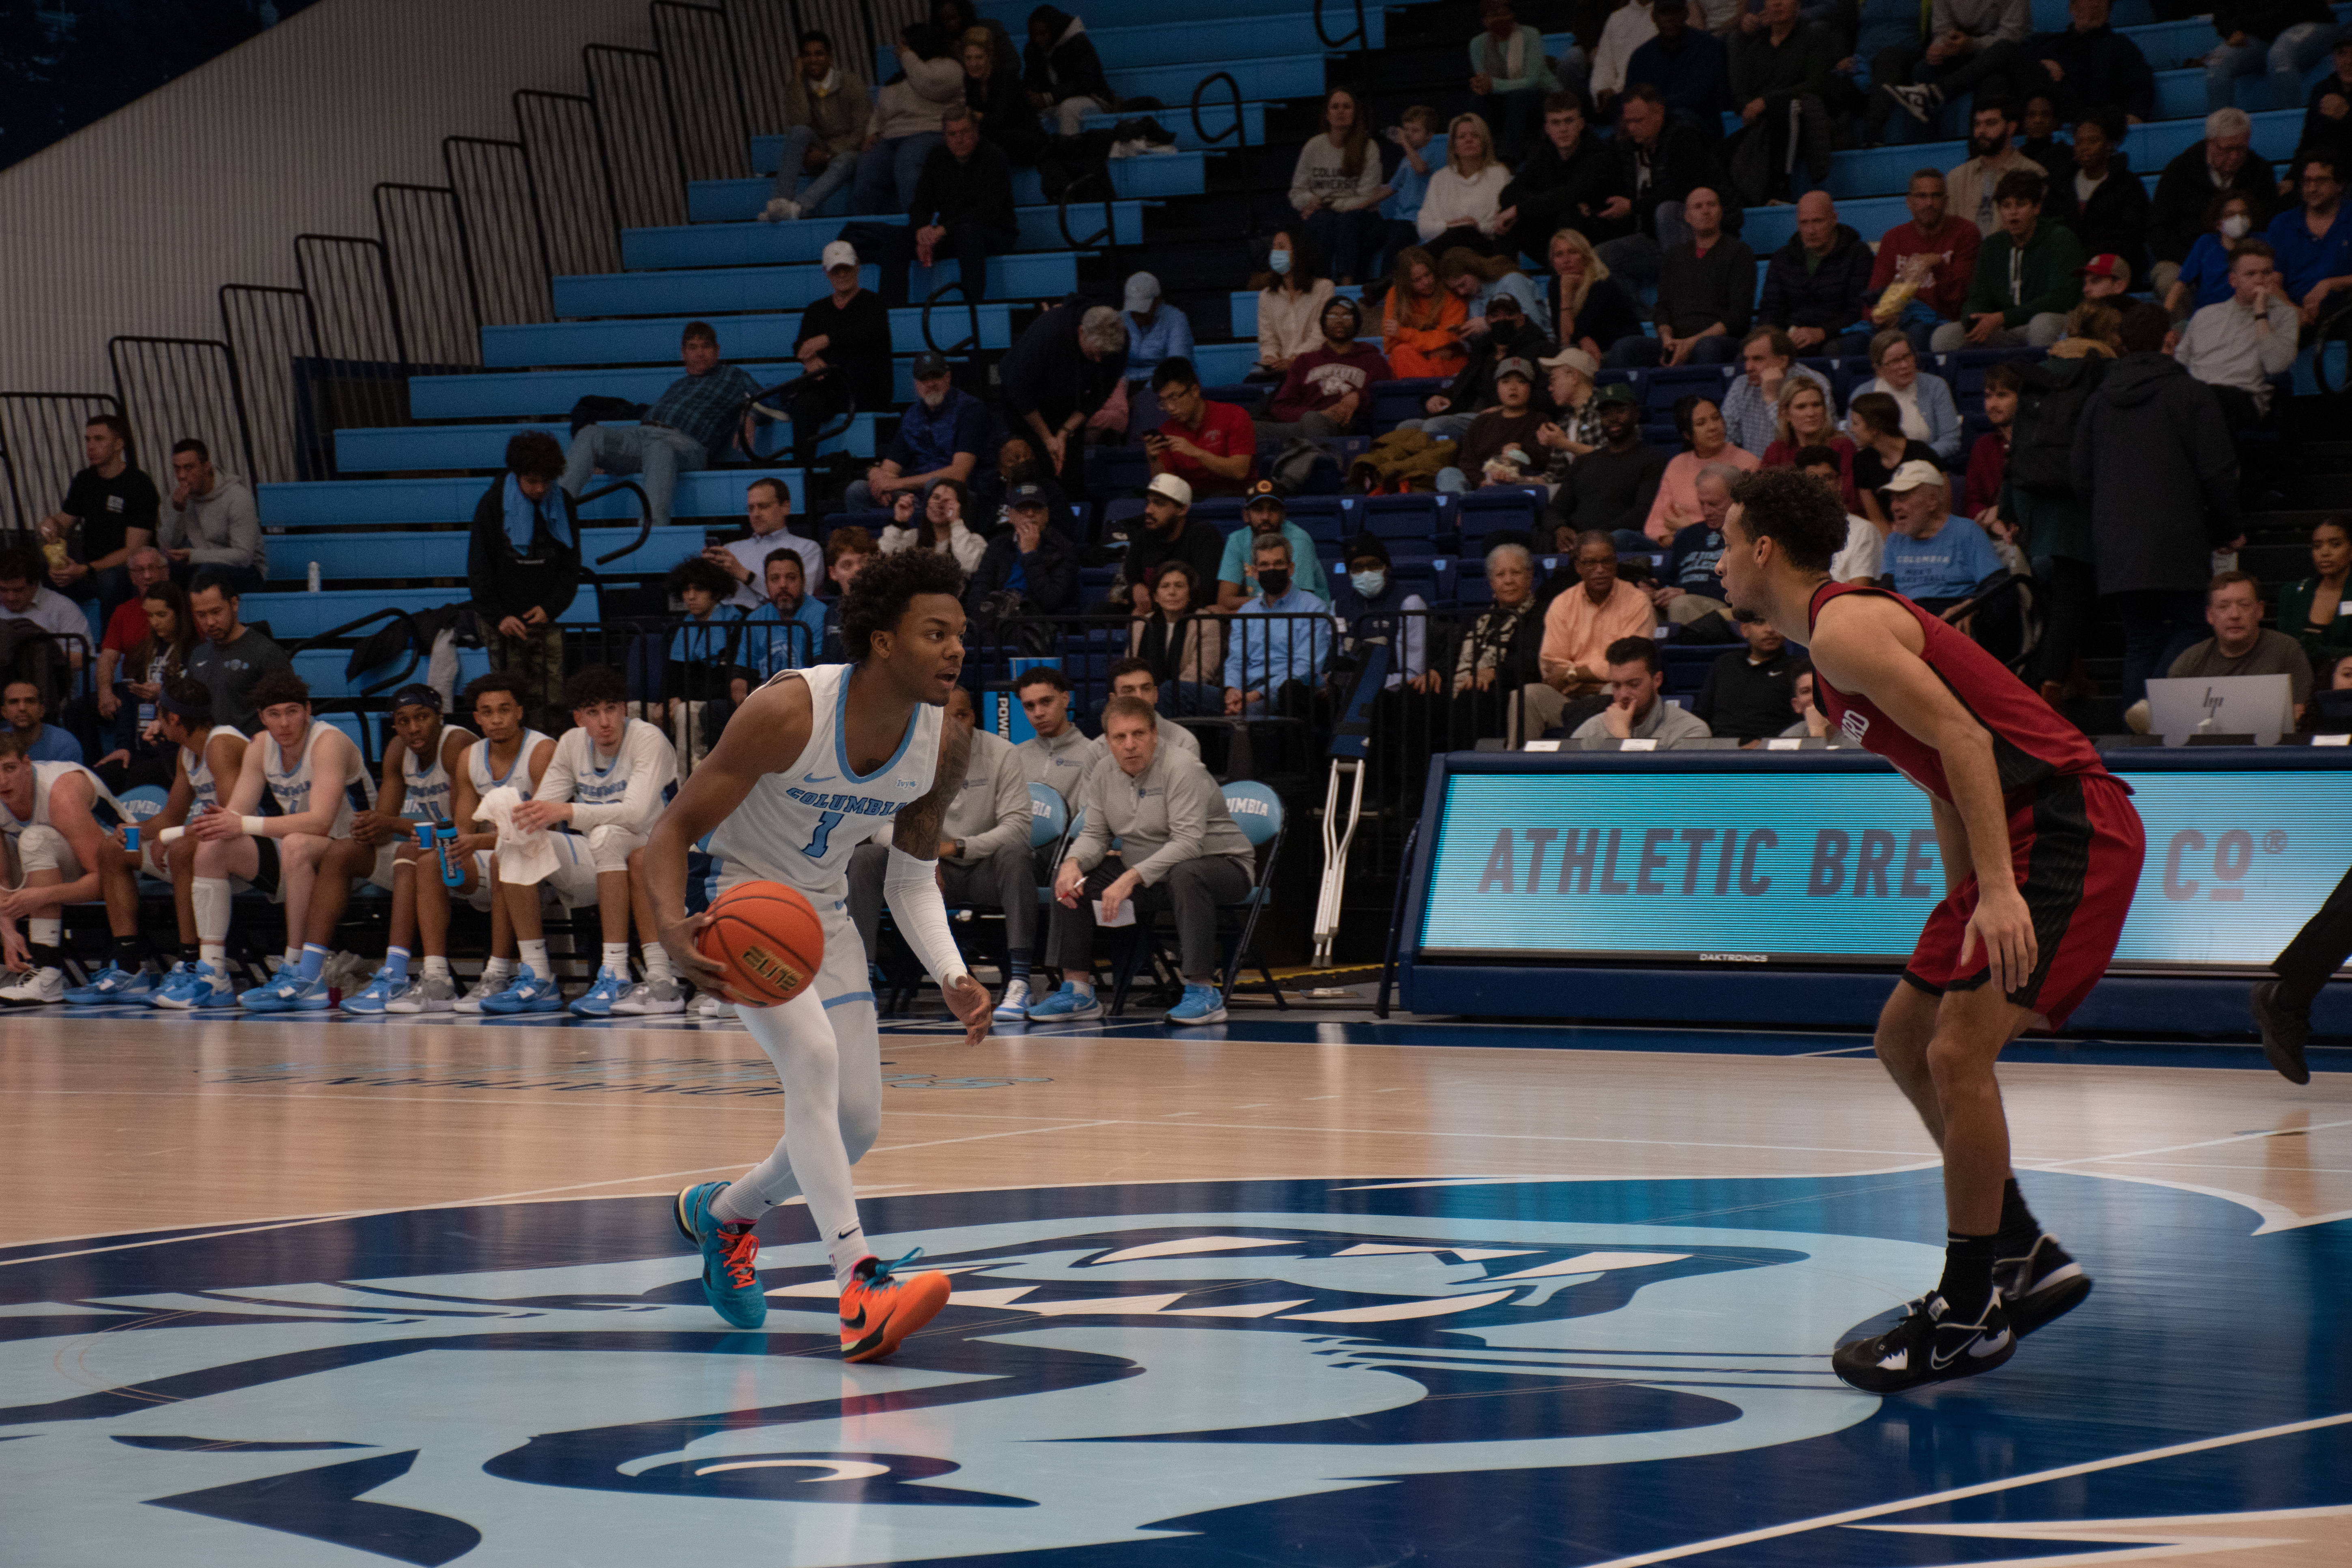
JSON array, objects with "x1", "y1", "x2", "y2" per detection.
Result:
[
  {"x1": 1498, "y1": 134, "x2": 1625, "y2": 245},
  {"x1": 1553, "y1": 441, "x2": 1668, "y2": 536},
  {"x1": 969, "y1": 69, "x2": 1046, "y2": 163},
  {"x1": 467, "y1": 480, "x2": 582, "y2": 625},
  {"x1": 2025, "y1": 25, "x2": 2154, "y2": 122},
  {"x1": 2070, "y1": 353, "x2": 2239, "y2": 597},
  {"x1": 1023, "y1": 6, "x2": 1116, "y2": 106},
  {"x1": 2212, "y1": 0, "x2": 2334, "y2": 42},
  {"x1": 2043, "y1": 151, "x2": 2154, "y2": 283},
  {"x1": 1439, "y1": 318, "x2": 1561, "y2": 418},
  {"x1": 999, "y1": 296, "x2": 1127, "y2": 424},
  {"x1": 966, "y1": 524, "x2": 1079, "y2": 617},
  {"x1": 794, "y1": 289, "x2": 895, "y2": 410},
  {"x1": 2149, "y1": 141, "x2": 2282, "y2": 266},
  {"x1": 1757, "y1": 223, "x2": 1873, "y2": 334},
  {"x1": 1608, "y1": 121, "x2": 1722, "y2": 240},
  {"x1": 910, "y1": 137, "x2": 1018, "y2": 233}
]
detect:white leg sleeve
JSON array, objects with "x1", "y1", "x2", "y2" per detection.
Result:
[
  {"x1": 193, "y1": 877, "x2": 233, "y2": 944},
  {"x1": 711, "y1": 987, "x2": 863, "y2": 1242}
]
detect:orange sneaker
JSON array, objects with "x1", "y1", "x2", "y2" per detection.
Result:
[{"x1": 837, "y1": 1248, "x2": 950, "y2": 1363}]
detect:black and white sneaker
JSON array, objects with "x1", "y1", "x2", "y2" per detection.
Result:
[
  {"x1": 1993, "y1": 1232, "x2": 2092, "y2": 1337},
  {"x1": 1876, "y1": 82, "x2": 1942, "y2": 125},
  {"x1": 1831, "y1": 1290, "x2": 2014, "y2": 1393},
  {"x1": 2250, "y1": 980, "x2": 2311, "y2": 1085}
]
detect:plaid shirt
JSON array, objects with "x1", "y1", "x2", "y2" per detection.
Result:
[{"x1": 647, "y1": 364, "x2": 760, "y2": 455}]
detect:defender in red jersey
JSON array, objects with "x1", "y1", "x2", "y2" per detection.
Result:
[{"x1": 1716, "y1": 468, "x2": 2146, "y2": 1396}]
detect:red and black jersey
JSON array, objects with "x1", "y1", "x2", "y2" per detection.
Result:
[{"x1": 1807, "y1": 581, "x2": 2109, "y2": 806}]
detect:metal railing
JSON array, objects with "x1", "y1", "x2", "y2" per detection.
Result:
[
  {"x1": 1189, "y1": 70, "x2": 1262, "y2": 242},
  {"x1": 372, "y1": 183, "x2": 484, "y2": 372},
  {"x1": 219, "y1": 284, "x2": 325, "y2": 485},
  {"x1": 513, "y1": 90, "x2": 625, "y2": 279},
  {"x1": 1313, "y1": 0, "x2": 1369, "y2": 51},
  {"x1": 107, "y1": 338, "x2": 256, "y2": 488},
  {"x1": 652, "y1": 1, "x2": 753, "y2": 181},
  {"x1": 585, "y1": 44, "x2": 690, "y2": 232},
  {"x1": 443, "y1": 136, "x2": 556, "y2": 329}
]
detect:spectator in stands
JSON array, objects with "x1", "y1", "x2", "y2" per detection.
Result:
[
  {"x1": 1107, "y1": 658, "x2": 1205, "y2": 758},
  {"x1": 1852, "y1": 327, "x2": 1963, "y2": 461},
  {"x1": 1439, "y1": 357, "x2": 1552, "y2": 493},
  {"x1": 1013, "y1": 665, "x2": 1104, "y2": 803},
  {"x1": 986, "y1": 434, "x2": 1072, "y2": 529},
  {"x1": 855, "y1": 25, "x2": 965, "y2": 215},
  {"x1": 1721, "y1": 327, "x2": 1831, "y2": 455},
  {"x1": 1762, "y1": 379, "x2": 1860, "y2": 510},
  {"x1": 1554, "y1": 384, "x2": 1669, "y2": 542},
  {"x1": 965, "y1": 482, "x2": 1079, "y2": 627},
  {"x1": 1571, "y1": 635, "x2": 1713, "y2": 742},
  {"x1": 93, "y1": 579, "x2": 189, "y2": 789},
  {"x1": 1001, "y1": 299, "x2": 1128, "y2": 481},
  {"x1": 1525, "y1": 529, "x2": 1655, "y2": 735},
  {"x1": 963, "y1": 24, "x2": 1045, "y2": 165},
  {"x1": 3, "y1": 680, "x2": 80, "y2": 764},
  {"x1": 1724, "y1": 0, "x2": 1834, "y2": 204},
  {"x1": 1451, "y1": 540, "x2": 1545, "y2": 703},
  {"x1": 783, "y1": 241, "x2": 893, "y2": 469},
  {"x1": 2128, "y1": 570, "x2": 2315, "y2": 731},
  {"x1": 563, "y1": 322, "x2": 755, "y2": 531},
  {"x1": 2278, "y1": 515, "x2": 2352, "y2": 662},
  {"x1": 1024, "y1": 5, "x2": 1117, "y2": 135},
  {"x1": 1261, "y1": 298, "x2": 1390, "y2": 439},
  {"x1": 470, "y1": 430, "x2": 581, "y2": 733},
  {"x1": 2301, "y1": 36, "x2": 2352, "y2": 162},
  {"x1": 1543, "y1": 228, "x2": 1645, "y2": 361},
  {"x1": 1534, "y1": 346, "x2": 1605, "y2": 480},
  {"x1": 2265, "y1": 153, "x2": 2352, "y2": 327},
  {"x1": 2151, "y1": 110, "x2": 2281, "y2": 300},
  {"x1": 1144, "y1": 359, "x2": 1257, "y2": 500},
  {"x1": 1935, "y1": 170, "x2": 2082, "y2": 348},
  {"x1": 1119, "y1": 273, "x2": 1194, "y2": 437},
  {"x1": 2016, "y1": 89, "x2": 2070, "y2": 173},
  {"x1": 1409, "y1": 293, "x2": 1556, "y2": 441},
  {"x1": 1627, "y1": 0, "x2": 1732, "y2": 129},
  {"x1": 2074, "y1": 300, "x2": 2243, "y2": 704},
  {"x1": 1946, "y1": 100, "x2": 2045, "y2": 236},
  {"x1": 93, "y1": 548, "x2": 173, "y2": 731},
  {"x1": 1381, "y1": 246, "x2": 1470, "y2": 378},
  {"x1": 1292, "y1": 87, "x2": 1388, "y2": 284},
  {"x1": 1132, "y1": 560, "x2": 1227, "y2": 710},
  {"x1": 1795, "y1": 445, "x2": 1888, "y2": 581},
  {"x1": 1216, "y1": 483, "x2": 1329, "y2": 609},
  {"x1": 1647, "y1": 394, "x2": 1761, "y2": 542},
  {"x1": 1593, "y1": 86, "x2": 1718, "y2": 293},
  {"x1": 1222, "y1": 533, "x2": 1332, "y2": 718},
  {"x1": 1965, "y1": 360, "x2": 2019, "y2": 522},
  {"x1": 2205, "y1": 0, "x2": 2340, "y2": 114},
  {"x1": 763, "y1": 30, "x2": 868, "y2": 221},
  {"x1": 1782, "y1": 656, "x2": 1833, "y2": 736},
  {"x1": 705, "y1": 477, "x2": 820, "y2": 611},
  {"x1": 1497, "y1": 92, "x2": 1622, "y2": 258},
  {"x1": 2166, "y1": 193, "x2": 2263, "y2": 316},
  {"x1": 182, "y1": 572, "x2": 290, "y2": 734},
  {"x1": 1330, "y1": 534, "x2": 1433, "y2": 691},
  {"x1": 2074, "y1": 253, "x2": 2132, "y2": 306},
  {"x1": 740, "y1": 548, "x2": 828, "y2": 678},
  {"x1": 2023, "y1": 0, "x2": 2154, "y2": 124},
  {"x1": 1870, "y1": 0, "x2": 2035, "y2": 135},
  {"x1": 847, "y1": 353, "x2": 988, "y2": 514},
  {"x1": 1593, "y1": 0, "x2": 1675, "y2": 113},
  {"x1": 2175, "y1": 239, "x2": 2300, "y2": 430},
  {"x1": 880, "y1": 477, "x2": 988, "y2": 570},
  {"x1": 2042, "y1": 106, "x2": 2152, "y2": 284},
  {"x1": 38, "y1": 413, "x2": 156, "y2": 615},
  {"x1": 823, "y1": 526, "x2": 877, "y2": 604},
  {"x1": 1032, "y1": 694, "x2": 1257, "y2": 1028},
  {"x1": 1845, "y1": 389, "x2": 1941, "y2": 524},
  {"x1": 1653, "y1": 462, "x2": 1738, "y2": 622},
  {"x1": 1123, "y1": 475, "x2": 1225, "y2": 614},
  {"x1": 1607, "y1": 188, "x2": 1755, "y2": 368},
  {"x1": 662, "y1": 556, "x2": 747, "y2": 732},
  {"x1": 1418, "y1": 114, "x2": 1512, "y2": 254},
  {"x1": 0, "y1": 548, "x2": 90, "y2": 674},
  {"x1": 1866, "y1": 169, "x2": 1982, "y2": 355},
  {"x1": 845, "y1": 103, "x2": 1018, "y2": 306},
  {"x1": 1695, "y1": 613, "x2": 1797, "y2": 740},
  {"x1": 1444, "y1": 246, "x2": 1551, "y2": 338},
  {"x1": 157, "y1": 439, "x2": 262, "y2": 596},
  {"x1": 1253, "y1": 231, "x2": 1336, "y2": 378},
  {"x1": 1375, "y1": 106, "x2": 1440, "y2": 276},
  {"x1": 1468, "y1": 0, "x2": 1564, "y2": 163},
  {"x1": 1755, "y1": 192, "x2": 1874, "y2": 353},
  {"x1": 1877, "y1": 461, "x2": 2005, "y2": 606}
]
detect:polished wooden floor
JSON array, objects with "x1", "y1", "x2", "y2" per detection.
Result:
[{"x1": 4, "y1": 1010, "x2": 2348, "y2": 1567}]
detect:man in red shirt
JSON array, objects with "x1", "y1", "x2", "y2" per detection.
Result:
[
  {"x1": 93, "y1": 545, "x2": 172, "y2": 732},
  {"x1": 1143, "y1": 358, "x2": 1258, "y2": 499},
  {"x1": 1867, "y1": 170, "x2": 1982, "y2": 355},
  {"x1": 1717, "y1": 466, "x2": 2146, "y2": 1397}
]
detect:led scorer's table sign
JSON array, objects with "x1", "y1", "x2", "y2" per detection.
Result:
[{"x1": 1416, "y1": 759, "x2": 2352, "y2": 972}]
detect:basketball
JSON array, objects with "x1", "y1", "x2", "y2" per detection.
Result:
[{"x1": 696, "y1": 881, "x2": 824, "y2": 1007}]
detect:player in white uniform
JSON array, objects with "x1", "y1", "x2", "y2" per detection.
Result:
[
  {"x1": 0, "y1": 733, "x2": 132, "y2": 1005},
  {"x1": 140, "y1": 678, "x2": 256, "y2": 1008},
  {"x1": 480, "y1": 665, "x2": 680, "y2": 1015},
  {"x1": 648, "y1": 549, "x2": 988, "y2": 1362},
  {"x1": 174, "y1": 670, "x2": 374, "y2": 1011},
  {"x1": 338, "y1": 685, "x2": 479, "y2": 1014},
  {"x1": 395, "y1": 673, "x2": 556, "y2": 1014}
]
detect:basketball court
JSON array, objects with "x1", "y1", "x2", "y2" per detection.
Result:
[{"x1": 5, "y1": 1004, "x2": 2347, "y2": 1567}]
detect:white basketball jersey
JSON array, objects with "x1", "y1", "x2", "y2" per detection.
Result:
[
  {"x1": 260, "y1": 722, "x2": 374, "y2": 838},
  {"x1": 467, "y1": 729, "x2": 552, "y2": 800},
  {"x1": 0, "y1": 760, "x2": 127, "y2": 837},
  {"x1": 398, "y1": 725, "x2": 475, "y2": 823},
  {"x1": 709, "y1": 662, "x2": 943, "y2": 898},
  {"x1": 182, "y1": 725, "x2": 244, "y2": 814}
]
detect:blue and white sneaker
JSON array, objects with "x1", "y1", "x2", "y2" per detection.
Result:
[
  {"x1": 1024, "y1": 981, "x2": 1103, "y2": 1022},
  {"x1": 65, "y1": 964, "x2": 161, "y2": 1005},
  {"x1": 149, "y1": 961, "x2": 237, "y2": 1010},
  {"x1": 341, "y1": 968, "x2": 411, "y2": 1016},
  {"x1": 992, "y1": 977, "x2": 1034, "y2": 1021},
  {"x1": 673, "y1": 1181, "x2": 768, "y2": 1329},
  {"x1": 570, "y1": 968, "x2": 632, "y2": 1017},
  {"x1": 241, "y1": 971, "x2": 331, "y2": 1011},
  {"x1": 1164, "y1": 983, "x2": 1227, "y2": 1026},
  {"x1": 480, "y1": 966, "x2": 565, "y2": 1014}
]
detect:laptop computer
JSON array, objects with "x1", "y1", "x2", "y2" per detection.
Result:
[{"x1": 2143, "y1": 673, "x2": 2296, "y2": 744}]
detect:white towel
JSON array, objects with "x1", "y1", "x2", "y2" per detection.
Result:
[{"x1": 480, "y1": 785, "x2": 559, "y2": 886}]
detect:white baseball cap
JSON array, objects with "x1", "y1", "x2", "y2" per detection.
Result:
[
  {"x1": 820, "y1": 240, "x2": 859, "y2": 271},
  {"x1": 1882, "y1": 459, "x2": 1947, "y2": 493},
  {"x1": 1123, "y1": 272, "x2": 1160, "y2": 313},
  {"x1": 1145, "y1": 472, "x2": 1193, "y2": 506}
]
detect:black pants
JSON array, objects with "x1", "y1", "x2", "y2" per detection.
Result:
[
  {"x1": 2211, "y1": 384, "x2": 2270, "y2": 435},
  {"x1": 2109, "y1": 587, "x2": 2209, "y2": 707},
  {"x1": 2275, "y1": 860, "x2": 2352, "y2": 1009},
  {"x1": 2033, "y1": 554, "x2": 2098, "y2": 687},
  {"x1": 786, "y1": 373, "x2": 858, "y2": 469},
  {"x1": 840, "y1": 219, "x2": 1020, "y2": 306}
]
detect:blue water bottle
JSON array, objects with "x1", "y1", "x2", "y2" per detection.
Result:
[{"x1": 433, "y1": 821, "x2": 463, "y2": 887}]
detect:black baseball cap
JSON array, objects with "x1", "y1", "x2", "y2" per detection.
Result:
[
  {"x1": 1245, "y1": 479, "x2": 1285, "y2": 510},
  {"x1": 1007, "y1": 482, "x2": 1050, "y2": 510},
  {"x1": 1595, "y1": 383, "x2": 1641, "y2": 408},
  {"x1": 910, "y1": 351, "x2": 950, "y2": 379}
]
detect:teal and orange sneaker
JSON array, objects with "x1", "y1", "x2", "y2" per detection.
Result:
[
  {"x1": 838, "y1": 1248, "x2": 950, "y2": 1363},
  {"x1": 673, "y1": 1181, "x2": 767, "y2": 1329}
]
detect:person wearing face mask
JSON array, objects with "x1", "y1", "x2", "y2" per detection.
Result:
[
  {"x1": 1328, "y1": 534, "x2": 1434, "y2": 693},
  {"x1": 2165, "y1": 194, "x2": 2260, "y2": 318}
]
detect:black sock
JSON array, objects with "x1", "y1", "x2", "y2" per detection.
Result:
[
  {"x1": 1939, "y1": 1232, "x2": 1997, "y2": 1316},
  {"x1": 111, "y1": 936, "x2": 146, "y2": 972},
  {"x1": 1996, "y1": 1177, "x2": 2040, "y2": 1253},
  {"x1": 28, "y1": 943, "x2": 64, "y2": 972}
]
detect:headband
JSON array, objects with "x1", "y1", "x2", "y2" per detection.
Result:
[{"x1": 156, "y1": 687, "x2": 209, "y2": 724}]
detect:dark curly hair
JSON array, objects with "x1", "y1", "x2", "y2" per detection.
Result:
[
  {"x1": 840, "y1": 547, "x2": 967, "y2": 663},
  {"x1": 1727, "y1": 466, "x2": 1850, "y2": 576},
  {"x1": 562, "y1": 664, "x2": 628, "y2": 711},
  {"x1": 505, "y1": 429, "x2": 565, "y2": 480},
  {"x1": 249, "y1": 670, "x2": 312, "y2": 711},
  {"x1": 666, "y1": 555, "x2": 738, "y2": 600}
]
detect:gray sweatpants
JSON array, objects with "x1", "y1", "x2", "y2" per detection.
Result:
[
  {"x1": 847, "y1": 840, "x2": 1039, "y2": 972},
  {"x1": 1050, "y1": 855, "x2": 1254, "y2": 981}
]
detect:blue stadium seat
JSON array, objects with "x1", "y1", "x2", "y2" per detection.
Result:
[
  {"x1": 1454, "y1": 487, "x2": 1544, "y2": 546},
  {"x1": 1371, "y1": 378, "x2": 1448, "y2": 431},
  {"x1": 1360, "y1": 494, "x2": 1442, "y2": 544}
]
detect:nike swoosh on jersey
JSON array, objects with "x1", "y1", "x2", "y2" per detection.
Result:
[{"x1": 802, "y1": 772, "x2": 838, "y2": 784}]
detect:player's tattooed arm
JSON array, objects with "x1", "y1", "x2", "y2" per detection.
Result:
[{"x1": 889, "y1": 717, "x2": 973, "y2": 863}]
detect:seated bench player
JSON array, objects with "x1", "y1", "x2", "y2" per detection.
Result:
[
  {"x1": 336, "y1": 684, "x2": 479, "y2": 1014},
  {"x1": 425, "y1": 673, "x2": 558, "y2": 1015},
  {"x1": 137, "y1": 678, "x2": 254, "y2": 1008},
  {"x1": 0, "y1": 731, "x2": 134, "y2": 1006},
  {"x1": 481, "y1": 665, "x2": 680, "y2": 1016}
]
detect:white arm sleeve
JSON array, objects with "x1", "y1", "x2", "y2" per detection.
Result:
[{"x1": 884, "y1": 847, "x2": 970, "y2": 985}]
